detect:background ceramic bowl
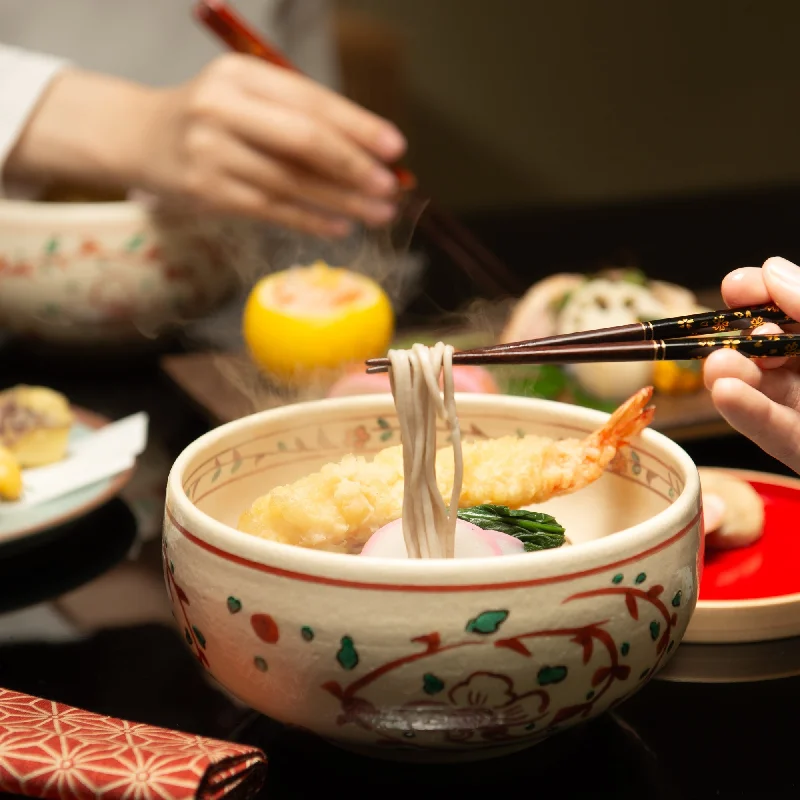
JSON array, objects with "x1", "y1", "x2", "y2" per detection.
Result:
[
  {"x1": 0, "y1": 199, "x2": 241, "y2": 345},
  {"x1": 163, "y1": 394, "x2": 702, "y2": 762}
]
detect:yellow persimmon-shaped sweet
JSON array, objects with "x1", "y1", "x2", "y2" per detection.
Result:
[
  {"x1": 243, "y1": 261, "x2": 395, "y2": 383},
  {"x1": 0, "y1": 446, "x2": 22, "y2": 502}
]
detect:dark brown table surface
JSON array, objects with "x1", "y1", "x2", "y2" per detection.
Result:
[{"x1": 3, "y1": 189, "x2": 800, "y2": 798}]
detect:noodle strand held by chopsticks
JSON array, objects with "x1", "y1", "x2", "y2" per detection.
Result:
[{"x1": 388, "y1": 343, "x2": 463, "y2": 558}]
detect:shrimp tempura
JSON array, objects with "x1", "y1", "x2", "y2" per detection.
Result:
[{"x1": 238, "y1": 387, "x2": 654, "y2": 553}]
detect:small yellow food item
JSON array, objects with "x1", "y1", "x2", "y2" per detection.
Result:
[
  {"x1": 0, "y1": 446, "x2": 22, "y2": 502},
  {"x1": 653, "y1": 360, "x2": 704, "y2": 395},
  {"x1": 239, "y1": 387, "x2": 654, "y2": 553},
  {"x1": 243, "y1": 261, "x2": 395, "y2": 383},
  {"x1": 0, "y1": 385, "x2": 73, "y2": 468}
]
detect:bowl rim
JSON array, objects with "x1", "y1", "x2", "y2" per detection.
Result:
[
  {"x1": 166, "y1": 393, "x2": 701, "y2": 584},
  {"x1": 0, "y1": 197, "x2": 151, "y2": 223}
]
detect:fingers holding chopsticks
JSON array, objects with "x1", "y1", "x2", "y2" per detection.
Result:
[
  {"x1": 705, "y1": 346, "x2": 800, "y2": 406},
  {"x1": 134, "y1": 54, "x2": 407, "y2": 234},
  {"x1": 723, "y1": 258, "x2": 800, "y2": 332},
  {"x1": 219, "y1": 137, "x2": 398, "y2": 227},
  {"x1": 748, "y1": 321, "x2": 790, "y2": 370},
  {"x1": 721, "y1": 266, "x2": 771, "y2": 308},
  {"x1": 708, "y1": 256, "x2": 800, "y2": 474},
  {"x1": 711, "y1": 370, "x2": 800, "y2": 473},
  {"x1": 761, "y1": 257, "x2": 800, "y2": 328},
  {"x1": 711, "y1": 374, "x2": 800, "y2": 473},
  {"x1": 719, "y1": 257, "x2": 800, "y2": 372},
  {"x1": 237, "y1": 57, "x2": 407, "y2": 164}
]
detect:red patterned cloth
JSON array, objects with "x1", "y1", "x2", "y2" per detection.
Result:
[{"x1": 0, "y1": 688, "x2": 267, "y2": 799}]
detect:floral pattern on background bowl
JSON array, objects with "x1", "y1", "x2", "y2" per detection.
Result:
[
  {"x1": 163, "y1": 394, "x2": 702, "y2": 762},
  {"x1": 0, "y1": 200, "x2": 245, "y2": 344}
]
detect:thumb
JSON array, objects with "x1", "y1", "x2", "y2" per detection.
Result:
[{"x1": 762, "y1": 257, "x2": 800, "y2": 320}]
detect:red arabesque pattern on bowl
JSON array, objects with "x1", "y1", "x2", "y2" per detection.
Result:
[
  {"x1": 163, "y1": 513, "x2": 697, "y2": 752},
  {"x1": 0, "y1": 214, "x2": 237, "y2": 342},
  {"x1": 163, "y1": 396, "x2": 700, "y2": 760}
]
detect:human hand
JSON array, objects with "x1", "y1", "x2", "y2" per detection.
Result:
[
  {"x1": 135, "y1": 54, "x2": 406, "y2": 236},
  {"x1": 5, "y1": 56, "x2": 407, "y2": 238},
  {"x1": 704, "y1": 257, "x2": 800, "y2": 472}
]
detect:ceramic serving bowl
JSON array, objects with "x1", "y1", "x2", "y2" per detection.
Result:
[
  {"x1": 0, "y1": 199, "x2": 239, "y2": 345},
  {"x1": 163, "y1": 394, "x2": 702, "y2": 762}
]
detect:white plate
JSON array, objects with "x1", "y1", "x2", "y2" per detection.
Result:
[{"x1": 0, "y1": 407, "x2": 135, "y2": 547}]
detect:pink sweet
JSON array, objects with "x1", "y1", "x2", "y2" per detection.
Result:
[{"x1": 360, "y1": 518, "x2": 525, "y2": 559}]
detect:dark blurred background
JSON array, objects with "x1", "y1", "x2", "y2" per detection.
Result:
[{"x1": 334, "y1": 0, "x2": 800, "y2": 305}]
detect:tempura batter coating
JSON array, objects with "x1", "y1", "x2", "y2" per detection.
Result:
[{"x1": 238, "y1": 387, "x2": 654, "y2": 553}]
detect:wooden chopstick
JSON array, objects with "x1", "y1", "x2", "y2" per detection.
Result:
[
  {"x1": 193, "y1": 0, "x2": 415, "y2": 190},
  {"x1": 193, "y1": 0, "x2": 523, "y2": 299},
  {"x1": 365, "y1": 333, "x2": 800, "y2": 373},
  {"x1": 415, "y1": 209, "x2": 524, "y2": 297}
]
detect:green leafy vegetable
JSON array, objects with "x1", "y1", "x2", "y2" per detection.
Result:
[
  {"x1": 457, "y1": 504, "x2": 566, "y2": 552},
  {"x1": 506, "y1": 364, "x2": 567, "y2": 400},
  {"x1": 568, "y1": 382, "x2": 618, "y2": 414}
]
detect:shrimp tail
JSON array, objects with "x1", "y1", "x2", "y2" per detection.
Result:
[
  {"x1": 596, "y1": 385, "x2": 655, "y2": 447},
  {"x1": 532, "y1": 386, "x2": 656, "y2": 503}
]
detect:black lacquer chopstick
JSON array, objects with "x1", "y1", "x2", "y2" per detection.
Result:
[
  {"x1": 365, "y1": 334, "x2": 800, "y2": 372},
  {"x1": 461, "y1": 303, "x2": 793, "y2": 354},
  {"x1": 366, "y1": 303, "x2": 794, "y2": 373}
]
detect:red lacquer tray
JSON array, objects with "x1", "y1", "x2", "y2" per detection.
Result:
[{"x1": 685, "y1": 469, "x2": 800, "y2": 644}]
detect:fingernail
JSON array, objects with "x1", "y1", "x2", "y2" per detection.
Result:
[
  {"x1": 377, "y1": 126, "x2": 406, "y2": 157},
  {"x1": 368, "y1": 167, "x2": 398, "y2": 194},
  {"x1": 725, "y1": 267, "x2": 749, "y2": 284},
  {"x1": 766, "y1": 257, "x2": 800, "y2": 287}
]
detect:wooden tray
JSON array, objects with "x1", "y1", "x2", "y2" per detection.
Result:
[
  {"x1": 161, "y1": 354, "x2": 730, "y2": 443},
  {"x1": 162, "y1": 287, "x2": 732, "y2": 442}
]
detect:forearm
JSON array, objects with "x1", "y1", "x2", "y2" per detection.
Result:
[
  {"x1": 3, "y1": 68, "x2": 159, "y2": 190},
  {"x1": 0, "y1": 46, "x2": 405, "y2": 236}
]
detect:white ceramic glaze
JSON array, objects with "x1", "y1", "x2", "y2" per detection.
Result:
[
  {"x1": 163, "y1": 394, "x2": 702, "y2": 761},
  {"x1": 0, "y1": 199, "x2": 239, "y2": 343}
]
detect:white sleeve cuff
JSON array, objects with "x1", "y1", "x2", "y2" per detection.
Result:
[{"x1": 0, "y1": 44, "x2": 69, "y2": 198}]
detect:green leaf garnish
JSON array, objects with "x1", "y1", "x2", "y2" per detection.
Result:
[
  {"x1": 569, "y1": 385, "x2": 618, "y2": 414},
  {"x1": 505, "y1": 364, "x2": 567, "y2": 400},
  {"x1": 457, "y1": 504, "x2": 566, "y2": 552}
]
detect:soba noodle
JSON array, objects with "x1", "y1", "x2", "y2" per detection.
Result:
[{"x1": 387, "y1": 343, "x2": 463, "y2": 559}]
